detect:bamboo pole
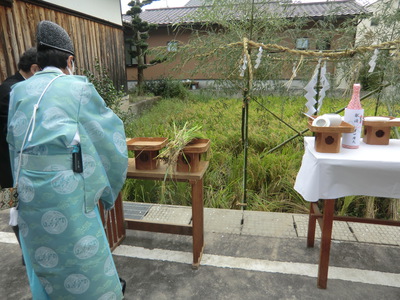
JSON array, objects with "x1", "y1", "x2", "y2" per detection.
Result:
[
  {"x1": 240, "y1": 0, "x2": 256, "y2": 210},
  {"x1": 315, "y1": 62, "x2": 322, "y2": 115},
  {"x1": 242, "y1": 89, "x2": 249, "y2": 210}
]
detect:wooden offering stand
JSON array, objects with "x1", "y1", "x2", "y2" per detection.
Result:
[
  {"x1": 307, "y1": 119, "x2": 354, "y2": 153},
  {"x1": 127, "y1": 137, "x2": 168, "y2": 170},
  {"x1": 363, "y1": 117, "x2": 400, "y2": 145},
  {"x1": 177, "y1": 138, "x2": 210, "y2": 172}
]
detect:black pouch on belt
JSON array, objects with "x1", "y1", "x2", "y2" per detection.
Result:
[{"x1": 72, "y1": 144, "x2": 83, "y2": 173}]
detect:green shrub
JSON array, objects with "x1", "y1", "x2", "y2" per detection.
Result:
[
  {"x1": 83, "y1": 60, "x2": 125, "y2": 110},
  {"x1": 143, "y1": 78, "x2": 189, "y2": 99}
]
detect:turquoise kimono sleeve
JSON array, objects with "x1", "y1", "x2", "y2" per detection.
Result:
[{"x1": 76, "y1": 78, "x2": 128, "y2": 211}]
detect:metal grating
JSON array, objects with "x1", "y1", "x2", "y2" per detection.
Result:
[{"x1": 123, "y1": 202, "x2": 153, "y2": 220}]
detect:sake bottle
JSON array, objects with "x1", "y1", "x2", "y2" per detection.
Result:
[{"x1": 342, "y1": 83, "x2": 363, "y2": 149}]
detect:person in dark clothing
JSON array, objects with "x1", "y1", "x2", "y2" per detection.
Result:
[
  {"x1": 0, "y1": 47, "x2": 39, "y2": 253},
  {"x1": 0, "y1": 47, "x2": 39, "y2": 188}
]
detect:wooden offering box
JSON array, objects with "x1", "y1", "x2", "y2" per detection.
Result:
[
  {"x1": 127, "y1": 137, "x2": 168, "y2": 170},
  {"x1": 308, "y1": 120, "x2": 354, "y2": 153},
  {"x1": 363, "y1": 117, "x2": 400, "y2": 145},
  {"x1": 177, "y1": 138, "x2": 210, "y2": 172}
]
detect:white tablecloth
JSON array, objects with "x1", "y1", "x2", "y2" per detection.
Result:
[{"x1": 294, "y1": 137, "x2": 400, "y2": 202}]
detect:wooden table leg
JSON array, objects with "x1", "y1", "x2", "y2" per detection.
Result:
[
  {"x1": 191, "y1": 178, "x2": 204, "y2": 269},
  {"x1": 317, "y1": 199, "x2": 335, "y2": 289},
  {"x1": 307, "y1": 202, "x2": 317, "y2": 248}
]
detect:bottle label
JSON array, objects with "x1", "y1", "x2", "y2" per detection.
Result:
[{"x1": 342, "y1": 108, "x2": 364, "y2": 148}]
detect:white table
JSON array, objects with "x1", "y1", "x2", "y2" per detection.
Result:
[{"x1": 294, "y1": 137, "x2": 400, "y2": 288}]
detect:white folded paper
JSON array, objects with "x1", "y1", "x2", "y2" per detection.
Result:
[
  {"x1": 9, "y1": 207, "x2": 18, "y2": 226},
  {"x1": 312, "y1": 113, "x2": 342, "y2": 127}
]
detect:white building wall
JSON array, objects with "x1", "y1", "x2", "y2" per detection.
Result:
[
  {"x1": 42, "y1": 0, "x2": 123, "y2": 25},
  {"x1": 356, "y1": 0, "x2": 400, "y2": 45}
]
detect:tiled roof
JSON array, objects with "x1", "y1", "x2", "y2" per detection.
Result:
[
  {"x1": 123, "y1": 1, "x2": 368, "y2": 26},
  {"x1": 123, "y1": 7, "x2": 198, "y2": 25},
  {"x1": 184, "y1": 0, "x2": 204, "y2": 5}
]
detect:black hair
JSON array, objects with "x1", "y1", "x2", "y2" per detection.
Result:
[
  {"x1": 18, "y1": 47, "x2": 37, "y2": 72},
  {"x1": 37, "y1": 48, "x2": 71, "y2": 70}
]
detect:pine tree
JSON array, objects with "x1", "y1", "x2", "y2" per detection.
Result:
[{"x1": 126, "y1": 0, "x2": 159, "y2": 95}]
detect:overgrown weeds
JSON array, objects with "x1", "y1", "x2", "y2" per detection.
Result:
[{"x1": 123, "y1": 93, "x2": 397, "y2": 218}]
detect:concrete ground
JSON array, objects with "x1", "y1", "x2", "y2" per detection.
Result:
[{"x1": 1, "y1": 203, "x2": 400, "y2": 299}]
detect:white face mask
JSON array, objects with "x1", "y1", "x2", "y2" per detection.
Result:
[{"x1": 67, "y1": 60, "x2": 75, "y2": 75}]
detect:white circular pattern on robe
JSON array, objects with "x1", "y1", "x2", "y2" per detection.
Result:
[
  {"x1": 39, "y1": 277, "x2": 53, "y2": 294},
  {"x1": 82, "y1": 154, "x2": 96, "y2": 178},
  {"x1": 98, "y1": 291, "x2": 117, "y2": 300},
  {"x1": 35, "y1": 246, "x2": 58, "y2": 268},
  {"x1": 113, "y1": 132, "x2": 127, "y2": 154},
  {"x1": 18, "y1": 216, "x2": 29, "y2": 238},
  {"x1": 100, "y1": 106, "x2": 114, "y2": 118},
  {"x1": 71, "y1": 81, "x2": 92, "y2": 105},
  {"x1": 64, "y1": 274, "x2": 90, "y2": 295},
  {"x1": 100, "y1": 155, "x2": 111, "y2": 172},
  {"x1": 51, "y1": 170, "x2": 79, "y2": 194},
  {"x1": 41, "y1": 211, "x2": 68, "y2": 234},
  {"x1": 84, "y1": 121, "x2": 105, "y2": 142},
  {"x1": 18, "y1": 177, "x2": 35, "y2": 203},
  {"x1": 26, "y1": 77, "x2": 52, "y2": 96},
  {"x1": 9, "y1": 111, "x2": 28, "y2": 137},
  {"x1": 83, "y1": 204, "x2": 96, "y2": 218},
  {"x1": 104, "y1": 256, "x2": 116, "y2": 276},
  {"x1": 25, "y1": 145, "x2": 48, "y2": 156},
  {"x1": 73, "y1": 235, "x2": 99, "y2": 259},
  {"x1": 42, "y1": 107, "x2": 69, "y2": 131},
  {"x1": 94, "y1": 188, "x2": 105, "y2": 204}
]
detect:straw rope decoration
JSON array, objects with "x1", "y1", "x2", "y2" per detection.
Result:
[
  {"x1": 153, "y1": 38, "x2": 400, "y2": 67},
  {"x1": 193, "y1": 38, "x2": 400, "y2": 59},
  {"x1": 285, "y1": 55, "x2": 304, "y2": 89},
  {"x1": 243, "y1": 37, "x2": 254, "y2": 89},
  {"x1": 189, "y1": 38, "x2": 400, "y2": 89}
]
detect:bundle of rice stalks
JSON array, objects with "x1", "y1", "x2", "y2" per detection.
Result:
[{"x1": 157, "y1": 122, "x2": 202, "y2": 177}]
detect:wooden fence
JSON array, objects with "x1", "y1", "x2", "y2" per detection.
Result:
[
  {"x1": 0, "y1": 0, "x2": 126, "y2": 89},
  {"x1": 99, "y1": 193, "x2": 126, "y2": 251}
]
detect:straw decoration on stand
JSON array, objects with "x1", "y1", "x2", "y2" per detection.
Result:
[{"x1": 157, "y1": 122, "x2": 202, "y2": 179}]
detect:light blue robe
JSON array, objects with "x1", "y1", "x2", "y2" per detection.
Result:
[{"x1": 7, "y1": 68, "x2": 128, "y2": 299}]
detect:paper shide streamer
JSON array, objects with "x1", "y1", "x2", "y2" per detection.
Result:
[
  {"x1": 254, "y1": 46, "x2": 263, "y2": 69},
  {"x1": 240, "y1": 53, "x2": 248, "y2": 77},
  {"x1": 368, "y1": 48, "x2": 379, "y2": 73},
  {"x1": 304, "y1": 59, "x2": 330, "y2": 115}
]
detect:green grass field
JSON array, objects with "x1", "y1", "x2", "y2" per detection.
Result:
[{"x1": 123, "y1": 91, "x2": 398, "y2": 218}]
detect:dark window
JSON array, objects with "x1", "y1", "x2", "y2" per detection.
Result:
[
  {"x1": 125, "y1": 42, "x2": 138, "y2": 66},
  {"x1": 370, "y1": 17, "x2": 379, "y2": 26},
  {"x1": 296, "y1": 38, "x2": 309, "y2": 50},
  {"x1": 167, "y1": 41, "x2": 178, "y2": 52}
]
